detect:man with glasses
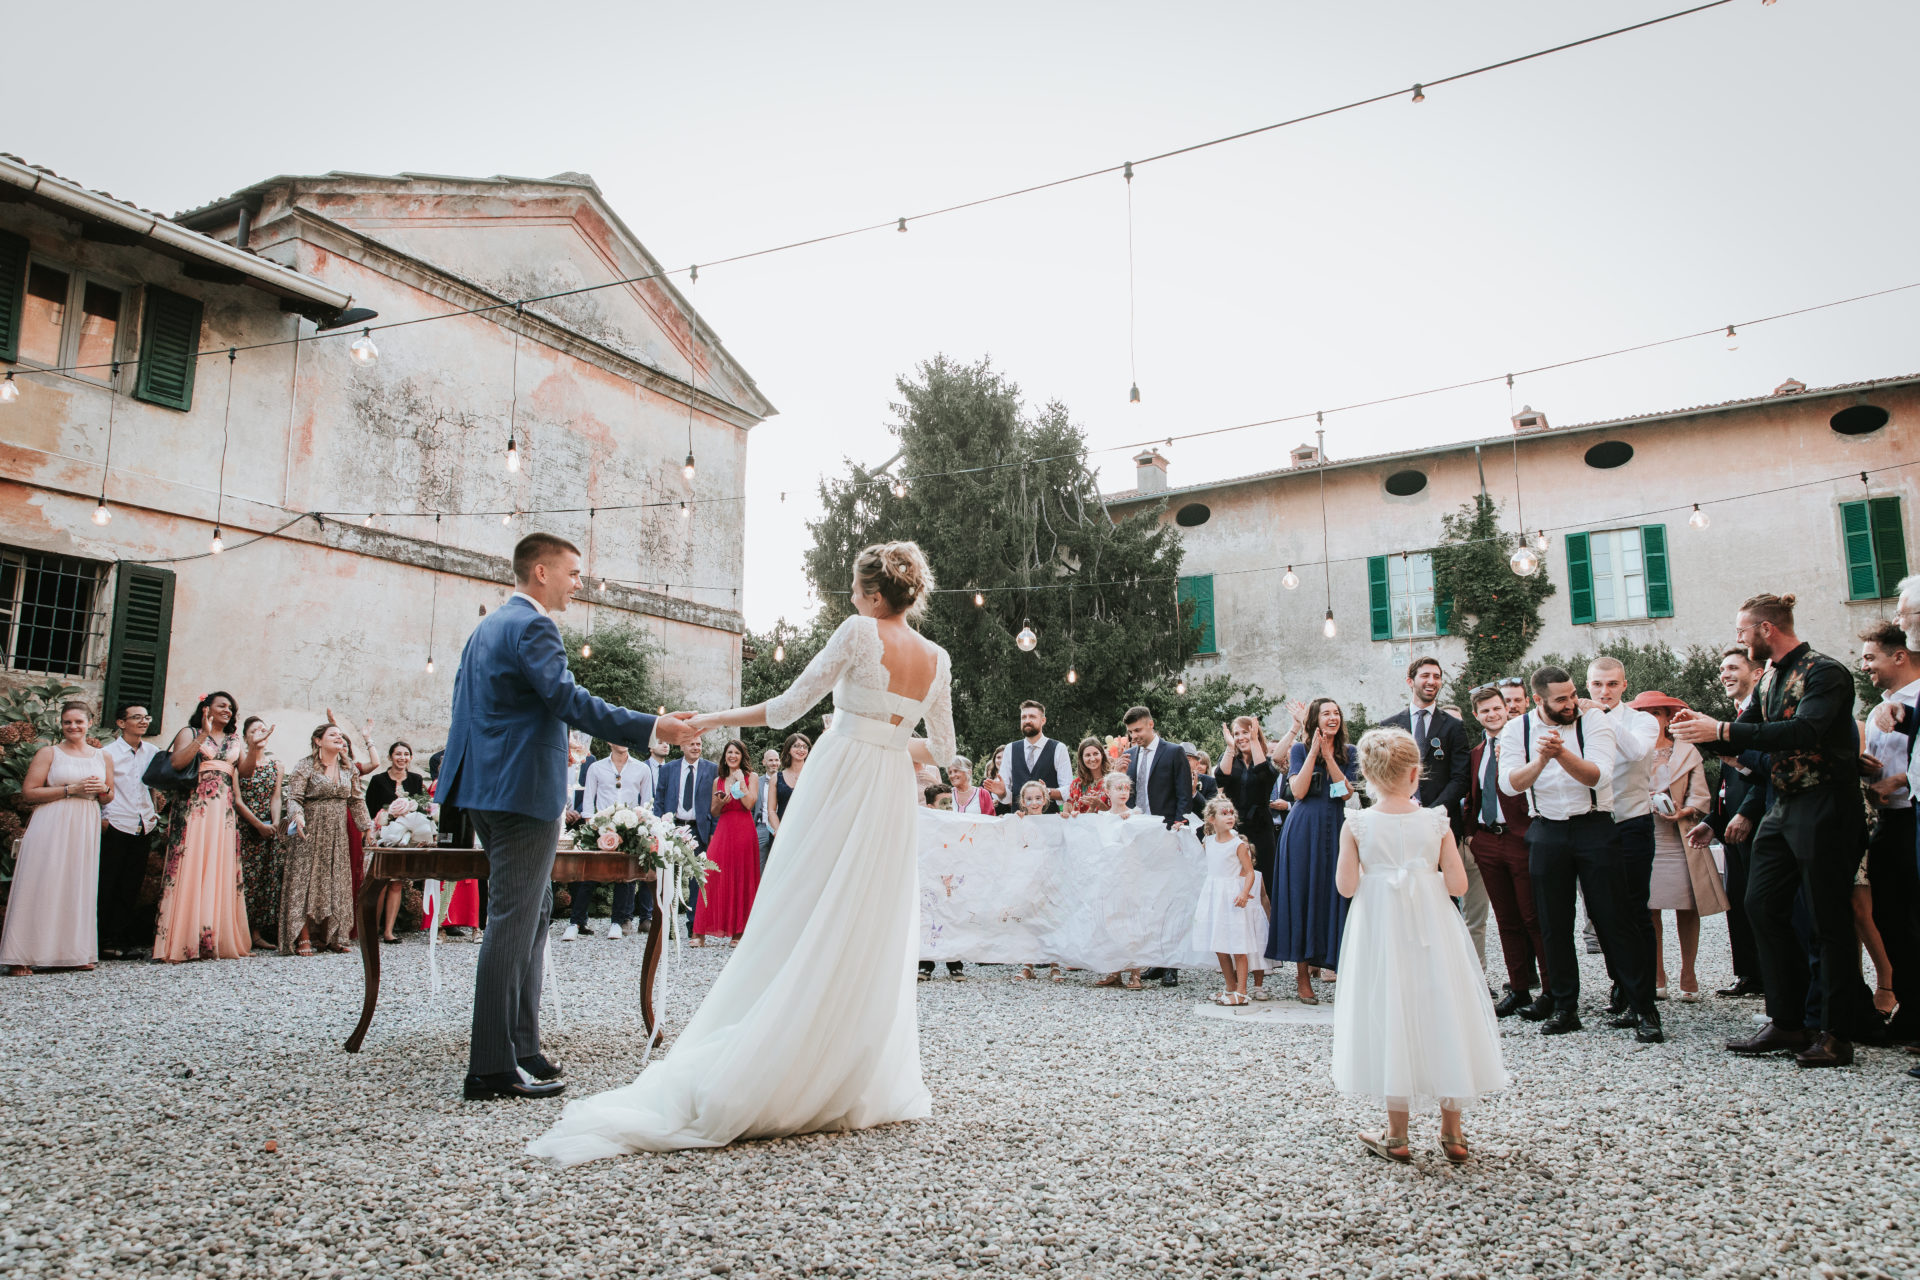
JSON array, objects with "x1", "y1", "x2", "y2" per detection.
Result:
[{"x1": 98, "y1": 703, "x2": 160, "y2": 959}]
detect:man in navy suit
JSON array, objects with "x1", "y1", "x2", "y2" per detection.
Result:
[
  {"x1": 1124, "y1": 705, "x2": 1192, "y2": 987},
  {"x1": 438, "y1": 532, "x2": 698, "y2": 1100},
  {"x1": 654, "y1": 741, "x2": 718, "y2": 928}
]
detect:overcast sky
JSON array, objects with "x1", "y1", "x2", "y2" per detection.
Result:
[{"x1": 17, "y1": 1, "x2": 1917, "y2": 630}]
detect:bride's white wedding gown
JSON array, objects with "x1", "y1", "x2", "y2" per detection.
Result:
[{"x1": 527, "y1": 614, "x2": 955, "y2": 1164}]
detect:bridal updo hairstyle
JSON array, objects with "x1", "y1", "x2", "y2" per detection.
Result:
[
  {"x1": 855, "y1": 541, "x2": 935, "y2": 624},
  {"x1": 1357, "y1": 727, "x2": 1422, "y2": 803}
]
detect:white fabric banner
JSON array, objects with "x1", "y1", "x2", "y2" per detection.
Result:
[{"x1": 917, "y1": 809, "x2": 1215, "y2": 970}]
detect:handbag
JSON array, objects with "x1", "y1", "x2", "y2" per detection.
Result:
[{"x1": 142, "y1": 747, "x2": 200, "y2": 795}]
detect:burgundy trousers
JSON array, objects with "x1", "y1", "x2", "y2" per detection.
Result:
[{"x1": 1469, "y1": 828, "x2": 1549, "y2": 994}]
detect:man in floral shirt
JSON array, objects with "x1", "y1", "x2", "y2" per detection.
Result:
[{"x1": 1677, "y1": 592, "x2": 1876, "y2": 1068}]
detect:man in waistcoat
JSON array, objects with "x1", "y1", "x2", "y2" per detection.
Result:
[{"x1": 985, "y1": 700, "x2": 1072, "y2": 814}]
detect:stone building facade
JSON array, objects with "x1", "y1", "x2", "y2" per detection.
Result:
[
  {"x1": 1106, "y1": 376, "x2": 1914, "y2": 714},
  {"x1": 0, "y1": 155, "x2": 772, "y2": 748}
]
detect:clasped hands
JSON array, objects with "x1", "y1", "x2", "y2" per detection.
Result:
[{"x1": 653, "y1": 711, "x2": 704, "y2": 747}]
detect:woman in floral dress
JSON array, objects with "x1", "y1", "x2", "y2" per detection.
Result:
[
  {"x1": 153, "y1": 693, "x2": 267, "y2": 963},
  {"x1": 280, "y1": 723, "x2": 373, "y2": 955},
  {"x1": 233, "y1": 716, "x2": 284, "y2": 951}
]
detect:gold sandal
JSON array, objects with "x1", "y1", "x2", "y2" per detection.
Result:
[
  {"x1": 1439, "y1": 1133, "x2": 1470, "y2": 1165},
  {"x1": 1359, "y1": 1132, "x2": 1412, "y2": 1163},
  {"x1": 1093, "y1": 973, "x2": 1122, "y2": 988}
]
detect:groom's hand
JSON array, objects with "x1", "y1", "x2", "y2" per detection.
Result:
[{"x1": 655, "y1": 712, "x2": 700, "y2": 748}]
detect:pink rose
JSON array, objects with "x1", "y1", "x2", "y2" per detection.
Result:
[{"x1": 596, "y1": 829, "x2": 621, "y2": 851}]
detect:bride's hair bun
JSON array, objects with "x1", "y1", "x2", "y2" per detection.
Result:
[{"x1": 855, "y1": 541, "x2": 935, "y2": 623}]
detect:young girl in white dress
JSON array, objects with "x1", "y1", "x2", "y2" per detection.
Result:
[
  {"x1": 1101, "y1": 771, "x2": 1134, "y2": 819},
  {"x1": 1189, "y1": 795, "x2": 1269, "y2": 1006},
  {"x1": 1012, "y1": 781, "x2": 1063, "y2": 983},
  {"x1": 1332, "y1": 728, "x2": 1508, "y2": 1164}
]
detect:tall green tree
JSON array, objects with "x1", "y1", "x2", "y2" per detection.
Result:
[
  {"x1": 801, "y1": 355, "x2": 1256, "y2": 759},
  {"x1": 557, "y1": 623, "x2": 679, "y2": 753},
  {"x1": 739, "y1": 617, "x2": 834, "y2": 759},
  {"x1": 1431, "y1": 493, "x2": 1558, "y2": 710}
]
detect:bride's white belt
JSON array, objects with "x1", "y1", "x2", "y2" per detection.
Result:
[{"x1": 828, "y1": 712, "x2": 913, "y2": 753}]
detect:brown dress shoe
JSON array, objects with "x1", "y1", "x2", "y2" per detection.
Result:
[
  {"x1": 1727, "y1": 1021, "x2": 1810, "y2": 1055},
  {"x1": 1793, "y1": 1032, "x2": 1854, "y2": 1069}
]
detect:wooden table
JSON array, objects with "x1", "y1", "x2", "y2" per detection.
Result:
[{"x1": 345, "y1": 845, "x2": 664, "y2": 1053}]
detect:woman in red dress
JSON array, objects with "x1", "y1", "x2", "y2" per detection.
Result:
[
  {"x1": 1066, "y1": 737, "x2": 1113, "y2": 814},
  {"x1": 692, "y1": 740, "x2": 762, "y2": 945}
]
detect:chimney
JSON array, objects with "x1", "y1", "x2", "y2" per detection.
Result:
[
  {"x1": 1510, "y1": 404, "x2": 1549, "y2": 433},
  {"x1": 1290, "y1": 442, "x2": 1321, "y2": 467},
  {"x1": 1771, "y1": 377, "x2": 1807, "y2": 397},
  {"x1": 1133, "y1": 449, "x2": 1169, "y2": 493}
]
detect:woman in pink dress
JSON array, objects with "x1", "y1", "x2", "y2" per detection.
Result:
[
  {"x1": 153, "y1": 692, "x2": 267, "y2": 963},
  {"x1": 2, "y1": 701, "x2": 112, "y2": 975},
  {"x1": 692, "y1": 739, "x2": 761, "y2": 945}
]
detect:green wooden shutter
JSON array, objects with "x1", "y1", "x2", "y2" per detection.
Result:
[
  {"x1": 133, "y1": 288, "x2": 203, "y2": 411},
  {"x1": 1435, "y1": 588, "x2": 1454, "y2": 637},
  {"x1": 1842, "y1": 501, "x2": 1879, "y2": 600},
  {"x1": 1367, "y1": 556, "x2": 1391, "y2": 641},
  {"x1": 1869, "y1": 497, "x2": 1909, "y2": 599},
  {"x1": 1177, "y1": 574, "x2": 1216, "y2": 655},
  {"x1": 103, "y1": 564, "x2": 175, "y2": 731},
  {"x1": 0, "y1": 230, "x2": 26, "y2": 364},
  {"x1": 1641, "y1": 523, "x2": 1673, "y2": 618},
  {"x1": 1565, "y1": 532, "x2": 1594, "y2": 625}
]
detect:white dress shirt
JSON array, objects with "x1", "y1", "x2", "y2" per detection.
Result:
[
  {"x1": 1598, "y1": 702, "x2": 1659, "y2": 820},
  {"x1": 673, "y1": 760, "x2": 703, "y2": 820},
  {"x1": 1406, "y1": 702, "x2": 1438, "y2": 745},
  {"x1": 1002, "y1": 737, "x2": 1072, "y2": 795},
  {"x1": 1869, "y1": 677, "x2": 1919, "y2": 810},
  {"x1": 583, "y1": 753, "x2": 652, "y2": 815},
  {"x1": 100, "y1": 736, "x2": 160, "y2": 835},
  {"x1": 1498, "y1": 708, "x2": 1618, "y2": 819}
]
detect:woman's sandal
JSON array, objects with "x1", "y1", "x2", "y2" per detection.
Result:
[
  {"x1": 1359, "y1": 1132, "x2": 1412, "y2": 1163},
  {"x1": 1093, "y1": 973, "x2": 1122, "y2": 988},
  {"x1": 1296, "y1": 989, "x2": 1320, "y2": 1006},
  {"x1": 1014, "y1": 966, "x2": 1036, "y2": 981},
  {"x1": 1122, "y1": 974, "x2": 1144, "y2": 991},
  {"x1": 295, "y1": 941, "x2": 315, "y2": 957},
  {"x1": 1217, "y1": 991, "x2": 1250, "y2": 1006},
  {"x1": 6, "y1": 966, "x2": 31, "y2": 978},
  {"x1": 1049, "y1": 965, "x2": 1066, "y2": 983},
  {"x1": 1438, "y1": 1133, "x2": 1471, "y2": 1165}
]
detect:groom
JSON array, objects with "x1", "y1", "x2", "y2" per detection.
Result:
[{"x1": 438, "y1": 532, "x2": 699, "y2": 1100}]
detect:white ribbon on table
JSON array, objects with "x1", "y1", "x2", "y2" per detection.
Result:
[
  {"x1": 421, "y1": 877, "x2": 451, "y2": 996},
  {"x1": 637, "y1": 860, "x2": 682, "y2": 1070}
]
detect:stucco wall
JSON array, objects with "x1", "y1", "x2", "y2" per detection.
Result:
[{"x1": 1115, "y1": 384, "x2": 1916, "y2": 714}]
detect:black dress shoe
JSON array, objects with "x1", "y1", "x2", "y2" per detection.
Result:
[
  {"x1": 1907, "y1": 1065, "x2": 1920, "y2": 1080},
  {"x1": 1635, "y1": 1013, "x2": 1665, "y2": 1044},
  {"x1": 1716, "y1": 978, "x2": 1764, "y2": 999},
  {"x1": 463, "y1": 1071, "x2": 566, "y2": 1100},
  {"x1": 1605, "y1": 984, "x2": 1630, "y2": 1017},
  {"x1": 1540, "y1": 1010, "x2": 1582, "y2": 1035},
  {"x1": 1494, "y1": 990, "x2": 1531, "y2": 1018},
  {"x1": 1728, "y1": 1021, "x2": 1810, "y2": 1056},
  {"x1": 1141, "y1": 968, "x2": 1166, "y2": 981},
  {"x1": 1517, "y1": 995, "x2": 1556, "y2": 1022},
  {"x1": 517, "y1": 1054, "x2": 564, "y2": 1082},
  {"x1": 1608, "y1": 1010, "x2": 1644, "y2": 1030},
  {"x1": 1794, "y1": 1032, "x2": 1853, "y2": 1069},
  {"x1": 1159, "y1": 970, "x2": 1179, "y2": 988}
]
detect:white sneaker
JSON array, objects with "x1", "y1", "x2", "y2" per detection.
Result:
[
  {"x1": 561, "y1": 924, "x2": 580, "y2": 941},
  {"x1": 607, "y1": 923, "x2": 623, "y2": 940}
]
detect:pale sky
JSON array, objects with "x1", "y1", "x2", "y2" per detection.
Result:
[{"x1": 17, "y1": 1, "x2": 1918, "y2": 631}]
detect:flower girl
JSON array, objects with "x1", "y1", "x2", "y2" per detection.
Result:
[
  {"x1": 1331, "y1": 728, "x2": 1508, "y2": 1164},
  {"x1": 1189, "y1": 795, "x2": 1269, "y2": 1006},
  {"x1": 1101, "y1": 771, "x2": 1135, "y2": 818}
]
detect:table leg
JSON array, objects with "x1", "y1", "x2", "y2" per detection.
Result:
[
  {"x1": 344, "y1": 874, "x2": 388, "y2": 1053},
  {"x1": 640, "y1": 899, "x2": 665, "y2": 1045}
]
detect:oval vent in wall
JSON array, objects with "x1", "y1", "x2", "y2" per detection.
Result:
[
  {"x1": 1174, "y1": 503, "x2": 1211, "y2": 527},
  {"x1": 1383, "y1": 469, "x2": 1428, "y2": 497},
  {"x1": 1583, "y1": 441, "x2": 1634, "y2": 469}
]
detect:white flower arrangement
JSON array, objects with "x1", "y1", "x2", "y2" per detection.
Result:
[
  {"x1": 376, "y1": 810, "x2": 439, "y2": 847},
  {"x1": 570, "y1": 803, "x2": 715, "y2": 900}
]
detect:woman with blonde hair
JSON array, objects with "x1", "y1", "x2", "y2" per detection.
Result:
[{"x1": 1, "y1": 701, "x2": 112, "y2": 975}]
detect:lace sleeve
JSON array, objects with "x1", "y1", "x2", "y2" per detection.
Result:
[
  {"x1": 923, "y1": 651, "x2": 957, "y2": 768},
  {"x1": 764, "y1": 615, "x2": 859, "y2": 730}
]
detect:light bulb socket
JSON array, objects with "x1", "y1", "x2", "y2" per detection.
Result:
[
  {"x1": 1411, "y1": 83, "x2": 1425, "y2": 102},
  {"x1": 896, "y1": 217, "x2": 907, "y2": 233},
  {"x1": 1128, "y1": 383, "x2": 1141, "y2": 404}
]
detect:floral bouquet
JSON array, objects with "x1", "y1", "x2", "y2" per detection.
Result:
[
  {"x1": 571, "y1": 803, "x2": 717, "y2": 907},
  {"x1": 375, "y1": 794, "x2": 440, "y2": 847}
]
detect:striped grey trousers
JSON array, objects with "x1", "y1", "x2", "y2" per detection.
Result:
[{"x1": 467, "y1": 810, "x2": 561, "y2": 1076}]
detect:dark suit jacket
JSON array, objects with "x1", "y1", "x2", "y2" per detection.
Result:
[
  {"x1": 1710, "y1": 749, "x2": 1771, "y2": 833},
  {"x1": 654, "y1": 757, "x2": 719, "y2": 844},
  {"x1": 1382, "y1": 706, "x2": 1471, "y2": 828},
  {"x1": 1465, "y1": 741, "x2": 1530, "y2": 839},
  {"x1": 1126, "y1": 738, "x2": 1192, "y2": 827}
]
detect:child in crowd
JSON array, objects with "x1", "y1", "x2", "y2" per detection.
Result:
[
  {"x1": 1015, "y1": 780, "x2": 1050, "y2": 817},
  {"x1": 1190, "y1": 795, "x2": 1268, "y2": 1006},
  {"x1": 1331, "y1": 728, "x2": 1508, "y2": 1165},
  {"x1": 1102, "y1": 772, "x2": 1135, "y2": 818},
  {"x1": 925, "y1": 784, "x2": 954, "y2": 811}
]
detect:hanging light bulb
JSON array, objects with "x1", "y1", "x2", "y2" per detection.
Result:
[
  {"x1": 973, "y1": 591, "x2": 985, "y2": 607},
  {"x1": 426, "y1": 656, "x2": 435, "y2": 674},
  {"x1": 1533, "y1": 529, "x2": 1550, "y2": 552},
  {"x1": 896, "y1": 217, "x2": 908, "y2": 233},
  {"x1": 1323, "y1": 609, "x2": 1337, "y2": 639},
  {"x1": 363, "y1": 513, "x2": 374, "y2": 526},
  {"x1": 1066, "y1": 667, "x2": 1078, "y2": 685},
  {"x1": 890, "y1": 478, "x2": 908, "y2": 499},
  {"x1": 349, "y1": 329, "x2": 379, "y2": 366},
  {"x1": 680, "y1": 500, "x2": 689, "y2": 518},
  {"x1": 683, "y1": 453, "x2": 696, "y2": 482},
  {"x1": 1725, "y1": 324, "x2": 1739, "y2": 351},
  {"x1": 1411, "y1": 83, "x2": 1426, "y2": 103},
  {"x1": 209, "y1": 527, "x2": 225, "y2": 555},
  {"x1": 773, "y1": 642, "x2": 785, "y2": 662},
  {"x1": 92, "y1": 498, "x2": 111, "y2": 526},
  {"x1": 1175, "y1": 678, "x2": 1187, "y2": 696},
  {"x1": 505, "y1": 437, "x2": 519, "y2": 472},
  {"x1": 1281, "y1": 566, "x2": 1300, "y2": 590},
  {"x1": 0, "y1": 373, "x2": 18, "y2": 403},
  {"x1": 501, "y1": 511, "x2": 513, "y2": 526},
  {"x1": 1129, "y1": 383, "x2": 1141, "y2": 404},
  {"x1": 1510, "y1": 543, "x2": 1541, "y2": 576},
  {"x1": 1016, "y1": 621, "x2": 1038, "y2": 652},
  {"x1": 1688, "y1": 503, "x2": 1710, "y2": 530},
  {"x1": 581, "y1": 641, "x2": 592, "y2": 658}
]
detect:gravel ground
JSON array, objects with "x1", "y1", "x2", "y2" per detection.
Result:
[{"x1": 1, "y1": 913, "x2": 1915, "y2": 1279}]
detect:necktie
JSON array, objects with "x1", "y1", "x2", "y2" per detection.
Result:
[
  {"x1": 1481, "y1": 747, "x2": 1500, "y2": 825},
  {"x1": 682, "y1": 764, "x2": 694, "y2": 810},
  {"x1": 1414, "y1": 709, "x2": 1428, "y2": 749}
]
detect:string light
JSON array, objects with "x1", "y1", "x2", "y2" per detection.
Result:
[
  {"x1": 1533, "y1": 529, "x2": 1549, "y2": 552},
  {"x1": 0, "y1": 372, "x2": 17, "y2": 404},
  {"x1": 1067, "y1": 667, "x2": 1078, "y2": 684},
  {"x1": 897, "y1": 217, "x2": 908, "y2": 233},
  {"x1": 1510, "y1": 543, "x2": 1541, "y2": 576},
  {"x1": 349, "y1": 329, "x2": 379, "y2": 366},
  {"x1": 1016, "y1": 620, "x2": 1038, "y2": 652},
  {"x1": 1688, "y1": 503, "x2": 1710, "y2": 530},
  {"x1": 974, "y1": 591, "x2": 985, "y2": 607},
  {"x1": 506, "y1": 437, "x2": 519, "y2": 472},
  {"x1": 426, "y1": 656, "x2": 434, "y2": 674},
  {"x1": 890, "y1": 477, "x2": 908, "y2": 499},
  {"x1": 773, "y1": 642, "x2": 785, "y2": 662},
  {"x1": 1281, "y1": 566, "x2": 1299, "y2": 590},
  {"x1": 1725, "y1": 324, "x2": 1738, "y2": 351},
  {"x1": 1174, "y1": 678, "x2": 1187, "y2": 695},
  {"x1": 1323, "y1": 608, "x2": 1337, "y2": 639},
  {"x1": 1411, "y1": 83, "x2": 1426, "y2": 103},
  {"x1": 581, "y1": 640, "x2": 592, "y2": 658},
  {"x1": 92, "y1": 497, "x2": 110, "y2": 526},
  {"x1": 209, "y1": 527, "x2": 225, "y2": 554},
  {"x1": 502, "y1": 511, "x2": 513, "y2": 526},
  {"x1": 684, "y1": 453, "x2": 697, "y2": 482},
  {"x1": 364, "y1": 513, "x2": 373, "y2": 526},
  {"x1": 680, "y1": 500, "x2": 689, "y2": 518}
]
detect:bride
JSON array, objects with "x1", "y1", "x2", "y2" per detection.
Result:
[{"x1": 527, "y1": 541, "x2": 956, "y2": 1164}]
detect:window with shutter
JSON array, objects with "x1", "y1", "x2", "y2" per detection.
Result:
[
  {"x1": 1367, "y1": 556, "x2": 1391, "y2": 641},
  {"x1": 133, "y1": 288, "x2": 203, "y2": 411},
  {"x1": 1177, "y1": 574, "x2": 1216, "y2": 655},
  {"x1": 1844, "y1": 498, "x2": 1911, "y2": 600},
  {"x1": 1641, "y1": 524, "x2": 1673, "y2": 618},
  {"x1": 1565, "y1": 533, "x2": 1594, "y2": 625},
  {"x1": 0, "y1": 230, "x2": 26, "y2": 363},
  {"x1": 103, "y1": 564, "x2": 175, "y2": 729}
]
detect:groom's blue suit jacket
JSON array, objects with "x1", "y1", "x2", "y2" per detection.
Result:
[{"x1": 438, "y1": 595, "x2": 657, "y2": 822}]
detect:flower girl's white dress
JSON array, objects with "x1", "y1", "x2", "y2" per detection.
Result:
[
  {"x1": 528, "y1": 615, "x2": 955, "y2": 1163},
  {"x1": 1330, "y1": 808, "x2": 1509, "y2": 1112}
]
